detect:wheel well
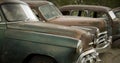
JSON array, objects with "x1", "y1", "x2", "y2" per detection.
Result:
[{"x1": 23, "y1": 54, "x2": 57, "y2": 63}]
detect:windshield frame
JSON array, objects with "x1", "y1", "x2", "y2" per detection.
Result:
[
  {"x1": 1, "y1": 3, "x2": 39, "y2": 22},
  {"x1": 38, "y1": 4, "x2": 62, "y2": 21}
]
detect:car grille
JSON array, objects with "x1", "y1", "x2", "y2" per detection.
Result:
[
  {"x1": 76, "y1": 48, "x2": 101, "y2": 63},
  {"x1": 95, "y1": 31, "x2": 112, "y2": 51}
]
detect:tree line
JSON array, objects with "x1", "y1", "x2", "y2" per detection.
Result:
[{"x1": 47, "y1": 0, "x2": 120, "y2": 8}]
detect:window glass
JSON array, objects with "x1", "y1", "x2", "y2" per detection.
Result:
[
  {"x1": 70, "y1": 10, "x2": 79, "y2": 16},
  {"x1": 2, "y1": 4, "x2": 38, "y2": 22},
  {"x1": 39, "y1": 4, "x2": 62, "y2": 20}
]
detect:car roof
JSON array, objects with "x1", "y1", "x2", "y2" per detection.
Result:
[
  {"x1": 0, "y1": 0, "x2": 27, "y2": 5},
  {"x1": 24, "y1": 1, "x2": 51, "y2": 7},
  {"x1": 60, "y1": 5, "x2": 112, "y2": 13},
  {"x1": 112, "y1": 7, "x2": 120, "y2": 12}
]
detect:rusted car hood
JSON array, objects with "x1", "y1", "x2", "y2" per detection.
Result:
[
  {"x1": 7, "y1": 21, "x2": 92, "y2": 49},
  {"x1": 49, "y1": 16, "x2": 106, "y2": 32},
  {"x1": 7, "y1": 21, "x2": 88, "y2": 39}
]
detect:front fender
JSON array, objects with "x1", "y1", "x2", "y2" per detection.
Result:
[{"x1": 4, "y1": 29, "x2": 80, "y2": 63}]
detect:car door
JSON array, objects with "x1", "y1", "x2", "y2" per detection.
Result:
[{"x1": 0, "y1": 10, "x2": 6, "y2": 62}]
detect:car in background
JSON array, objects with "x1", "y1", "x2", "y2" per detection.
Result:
[
  {"x1": 60, "y1": 4, "x2": 120, "y2": 63},
  {"x1": 59, "y1": 5, "x2": 120, "y2": 48}
]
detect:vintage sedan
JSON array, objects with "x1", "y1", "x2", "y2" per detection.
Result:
[
  {"x1": 60, "y1": 5, "x2": 120, "y2": 63},
  {"x1": 59, "y1": 5, "x2": 120, "y2": 48},
  {"x1": 0, "y1": 0, "x2": 101, "y2": 63}
]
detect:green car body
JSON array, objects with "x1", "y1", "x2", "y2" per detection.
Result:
[
  {"x1": 0, "y1": 0, "x2": 99, "y2": 63},
  {"x1": 2, "y1": 22, "x2": 80, "y2": 63}
]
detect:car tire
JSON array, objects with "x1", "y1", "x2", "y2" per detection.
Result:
[{"x1": 28, "y1": 56, "x2": 56, "y2": 63}]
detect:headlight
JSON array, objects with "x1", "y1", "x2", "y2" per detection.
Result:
[{"x1": 76, "y1": 40, "x2": 83, "y2": 53}]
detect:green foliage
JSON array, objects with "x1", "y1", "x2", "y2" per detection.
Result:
[
  {"x1": 48, "y1": 0, "x2": 120, "y2": 8},
  {"x1": 48, "y1": 0, "x2": 75, "y2": 7},
  {"x1": 83, "y1": 0, "x2": 120, "y2": 8}
]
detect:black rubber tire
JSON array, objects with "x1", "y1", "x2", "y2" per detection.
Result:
[{"x1": 28, "y1": 56, "x2": 56, "y2": 63}]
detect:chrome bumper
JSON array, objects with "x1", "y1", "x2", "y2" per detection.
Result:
[
  {"x1": 76, "y1": 49, "x2": 101, "y2": 63},
  {"x1": 95, "y1": 31, "x2": 112, "y2": 53},
  {"x1": 89, "y1": 31, "x2": 112, "y2": 52}
]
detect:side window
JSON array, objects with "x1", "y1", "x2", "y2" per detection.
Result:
[
  {"x1": 80, "y1": 10, "x2": 89, "y2": 17},
  {"x1": 88, "y1": 11, "x2": 109, "y2": 20},
  {"x1": 70, "y1": 10, "x2": 88, "y2": 17},
  {"x1": 70, "y1": 10, "x2": 79, "y2": 16},
  {"x1": 62, "y1": 11, "x2": 70, "y2": 15}
]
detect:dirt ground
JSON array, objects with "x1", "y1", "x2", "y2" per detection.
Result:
[{"x1": 99, "y1": 48, "x2": 120, "y2": 63}]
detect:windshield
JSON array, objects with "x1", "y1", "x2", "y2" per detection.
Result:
[
  {"x1": 2, "y1": 4, "x2": 39, "y2": 22},
  {"x1": 39, "y1": 4, "x2": 62, "y2": 20}
]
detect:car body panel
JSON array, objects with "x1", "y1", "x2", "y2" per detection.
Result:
[
  {"x1": 48, "y1": 16, "x2": 106, "y2": 32},
  {"x1": 4, "y1": 27, "x2": 79, "y2": 63}
]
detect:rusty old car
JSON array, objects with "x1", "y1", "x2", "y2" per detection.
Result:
[
  {"x1": 60, "y1": 5, "x2": 120, "y2": 63},
  {"x1": 25, "y1": 1, "x2": 112, "y2": 53},
  {"x1": 0, "y1": 0, "x2": 102, "y2": 63},
  {"x1": 59, "y1": 5, "x2": 120, "y2": 48}
]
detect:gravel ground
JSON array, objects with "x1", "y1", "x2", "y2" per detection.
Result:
[{"x1": 99, "y1": 48, "x2": 120, "y2": 63}]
